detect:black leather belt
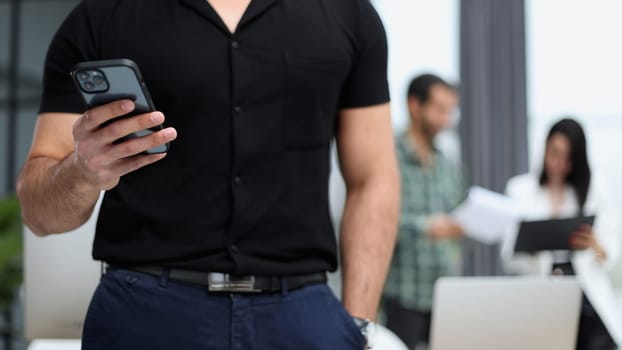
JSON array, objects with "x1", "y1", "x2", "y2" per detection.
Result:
[{"x1": 113, "y1": 265, "x2": 327, "y2": 293}]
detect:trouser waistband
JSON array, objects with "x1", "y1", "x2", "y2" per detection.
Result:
[{"x1": 109, "y1": 265, "x2": 327, "y2": 293}]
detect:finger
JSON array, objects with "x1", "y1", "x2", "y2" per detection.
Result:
[
  {"x1": 76, "y1": 100, "x2": 135, "y2": 134},
  {"x1": 450, "y1": 223, "x2": 463, "y2": 231},
  {"x1": 570, "y1": 232, "x2": 590, "y2": 242},
  {"x1": 570, "y1": 242, "x2": 589, "y2": 250},
  {"x1": 109, "y1": 152, "x2": 168, "y2": 178},
  {"x1": 572, "y1": 227, "x2": 591, "y2": 236},
  {"x1": 428, "y1": 229, "x2": 442, "y2": 239},
  {"x1": 570, "y1": 236, "x2": 591, "y2": 249},
  {"x1": 97, "y1": 111, "x2": 165, "y2": 144},
  {"x1": 106, "y1": 127, "x2": 177, "y2": 160},
  {"x1": 578, "y1": 224, "x2": 593, "y2": 233}
]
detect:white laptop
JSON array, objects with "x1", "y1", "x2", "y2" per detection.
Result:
[
  {"x1": 24, "y1": 195, "x2": 103, "y2": 340},
  {"x1": 430, "y1": 276, "x2": 582, "y2": 350}
]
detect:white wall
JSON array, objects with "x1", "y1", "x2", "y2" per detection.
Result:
[
  {"x1": 374, "y1": 0, "x2": 459, "y2": 131},
  {"x1": 375, "y1": 0, "x2": 460, "y2": 160}
]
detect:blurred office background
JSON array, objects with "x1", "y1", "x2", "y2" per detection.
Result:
[
  {"x1": 2, "y1": 0, "x2": 622, "y2": 348},
  {"x1": 374, "y1": 0, "x2": 622, "y2": 281}
]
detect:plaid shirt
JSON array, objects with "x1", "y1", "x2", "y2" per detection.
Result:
[{"x1": 384, "y1": 133, "x2": 464, "y2": 311}]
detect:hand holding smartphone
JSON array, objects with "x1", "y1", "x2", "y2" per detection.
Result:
[{"x1": 71, "y1": 58, "x2": 169, "y2": 154}]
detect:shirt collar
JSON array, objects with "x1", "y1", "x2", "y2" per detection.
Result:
[
  {"x1": 398, "y1": 132, "x2": 441, "y2": 166},
  {"x1": 181, "y1": 0, "x2": 279, "y2": 35}
]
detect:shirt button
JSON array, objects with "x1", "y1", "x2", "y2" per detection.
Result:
[
  {"x1": 233, "y1": 176, "x2": 242, "y2": 185},
  {"x1": 234, "y1": 106, "x2": 242, "y2": 114},
  {"x1": 231, "y1": 41, "x2": 240, "y2": 49},
  {"x1": 231, "y1": 245, "x2": 240, "y2": 253}
]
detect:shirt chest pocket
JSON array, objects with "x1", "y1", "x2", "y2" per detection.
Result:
[{"x1": 284, "y1": 53, "x2": 348, "y2": 149}]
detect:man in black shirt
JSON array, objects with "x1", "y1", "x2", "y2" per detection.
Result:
[{"x1": 17, "y1": 0, "x2": 399, "y2": 349}]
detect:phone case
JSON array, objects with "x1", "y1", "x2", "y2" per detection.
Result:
[{"x1": 71, "y1": 58, "x2": 169, "y2": 154}]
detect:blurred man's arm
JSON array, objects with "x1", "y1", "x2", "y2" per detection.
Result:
[
  {"x1": 337, "y1": 102, "x2": 399, "y2": 321},
  {"x1": 16, "y1": 100, "x2": 176, "y2": 236},
  {"x1": 402, "y1": 212, "x2": 463, "y2": 240},
  {"x1": 427, "y1": 214, "x2": 464, "y2": 239}
]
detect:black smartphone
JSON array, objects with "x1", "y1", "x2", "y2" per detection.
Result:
[{"x1": 71, "y1": 58, "x2": 169, "y2": 154}]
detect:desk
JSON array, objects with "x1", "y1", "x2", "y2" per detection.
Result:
[{"x1": 28, "y1": 339, "x2": 81, "y2": 350}]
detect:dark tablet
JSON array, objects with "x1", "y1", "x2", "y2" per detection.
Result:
[{"x1": 514, "y1": 215, "x2": 596, "y2": 253}]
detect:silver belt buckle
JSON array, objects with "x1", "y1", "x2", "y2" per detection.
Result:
[{"x1": 207, "y1": 273, "x2": 261, "y2": 292}]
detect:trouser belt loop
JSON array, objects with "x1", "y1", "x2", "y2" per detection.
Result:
[
  {"x1": 160, "y1": 268, "x2": 170, "y2": 288},
  {"x1": 100, "y1": 261, "x2": 105, "y2": 280},
  {"x1": 280, "y1": 277, "x2": 289, "y2": 297}
]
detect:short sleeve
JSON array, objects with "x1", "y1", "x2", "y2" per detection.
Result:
[
  {"x1": 39, "y1": 1, "x2": 99, "y2": 114},
  {"x1": 339, "y1": 1, "x2": 390, "y2": 109}
]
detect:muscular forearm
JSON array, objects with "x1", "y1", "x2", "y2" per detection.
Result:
[
  {"x1": 16, "y1": 153, "x2": 101, "y2": 236},
  {"x1": 340, "y1": 176, "x2": 399, "y2": 321}
]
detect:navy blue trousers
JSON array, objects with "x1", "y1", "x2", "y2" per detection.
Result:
[{"x1": 82, "y1": 268, "x2": 365, "y2": 349}]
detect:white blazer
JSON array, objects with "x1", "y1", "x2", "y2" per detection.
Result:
[{"x1": 501, "y1": 173, "x2": 622, "y2": 346}]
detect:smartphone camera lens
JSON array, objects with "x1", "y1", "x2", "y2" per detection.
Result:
[
  {"x1": 92, "y1": 75, "x2": 105, "y2": 85},
  {"x1": 77, "y1": 71, "x2": 90, "y2": 81},
  {"x1": 83, "y1": 81, "x2": 95, "y2": 91}
]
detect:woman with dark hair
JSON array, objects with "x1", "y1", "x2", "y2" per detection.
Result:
[
  {"x1": 539, "y1": 118, "x2": 592, "y2": 217},
  {"x1": 502, "y1": 118, "x2": 621, "y2": 349}
]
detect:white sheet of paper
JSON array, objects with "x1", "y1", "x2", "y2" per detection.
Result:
[{"x1": 451, "y1": 186, "x2": 520, "y2": 244}]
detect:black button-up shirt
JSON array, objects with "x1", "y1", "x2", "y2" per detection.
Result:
[{"x1": 40, "y1": 0, "x2": 389, "y2": 275}]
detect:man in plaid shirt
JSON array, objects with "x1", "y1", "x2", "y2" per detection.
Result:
[{"x1": 383, "y1": 74, "x2": 465, "y2": 349}]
